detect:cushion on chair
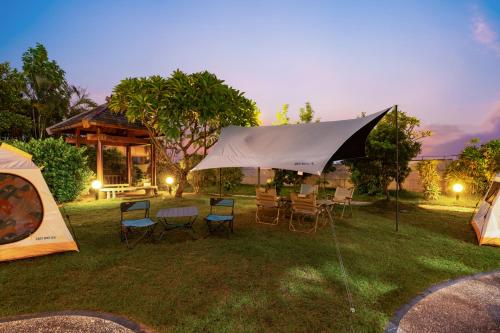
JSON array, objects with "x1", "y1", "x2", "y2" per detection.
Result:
[
  {"x1": 122, "y1": 218, "x2": 155, "y2": 228},
  {"x1": 205, "y1": 214, "x2": 233, "y2": 222}
]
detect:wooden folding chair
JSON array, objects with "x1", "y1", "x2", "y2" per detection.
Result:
[
  {"x1": 289, "y1": 192, "x2": 325, "y2": 234},
  {"x1": 328, "y1": 187, "x2": 354, "y2": 218},
  {"x1": 120, "y1": 200, "x2": 156, "y2": 249},
  {"x1": 255, "y1": 187, "x2": 281, "y2": 225},
  {"x1": 205, "y1": 198, "x2": 235, "y2": 237},
  {"x1": 299, "y1": 184, "x2": 318, "y2": 196}
]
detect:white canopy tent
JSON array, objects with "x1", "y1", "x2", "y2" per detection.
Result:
[{"x1": 192, "y1": 107, "x2": 392, "y2": 174}]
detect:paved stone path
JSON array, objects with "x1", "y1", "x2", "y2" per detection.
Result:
[
  {"x1": 0, "y1": 311, "x2": 152, "y2": 333},
  {"x1": 387, "y1": 270, "x2": 500, "y2": 333}
]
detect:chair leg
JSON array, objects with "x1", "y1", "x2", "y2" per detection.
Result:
[{"x1": 256, "y1": 206, "x2": 280, "y2": 225}]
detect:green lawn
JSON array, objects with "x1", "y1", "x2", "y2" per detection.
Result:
[{"x1": 1, "y1": 192, "x2": 498, "y2": 332}]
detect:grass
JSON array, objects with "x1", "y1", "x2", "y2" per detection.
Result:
[{"x1": 1, "y1": 191, "x2": 498, "y2": 332}]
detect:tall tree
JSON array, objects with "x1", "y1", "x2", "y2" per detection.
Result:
[
  {"x1": 67, "y1": 85, "x2": 97, "y2": 118},
  {"x1": 22, "y1": 43, "x2": 70, "y2": 138},
  {"x1": 0, "y1": 62, "x2": 31, "y2": 138},
  {"x1": 345, "y1": 110, "x2": 430, "y2": 200},
  {"x1": 109, "y1": 70, "x2": 259, "y2": 197}
]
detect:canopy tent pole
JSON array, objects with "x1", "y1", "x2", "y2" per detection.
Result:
[
  {"x1": 219, "y1": 168, "x2": 222, "y2": 198},
  {"x1": 395, "y1": 104, "x2": 399, "y2": 231},
  {"x1": 257, "y1": 167, "x2": 261, "y2": 188}
]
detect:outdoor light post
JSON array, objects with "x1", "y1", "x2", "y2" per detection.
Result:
[
  {"x1": 91, "y1": 180, "x2": 102, "y2": 200},
  {"x1": 453, "y1": 183, "x2": 464, "y2": 201}
]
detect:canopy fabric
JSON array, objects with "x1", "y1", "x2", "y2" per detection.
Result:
[{"x1": 192, "y1": 107, "x2": 391, "y2": 175}]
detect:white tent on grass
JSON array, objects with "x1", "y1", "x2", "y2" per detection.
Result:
[
  {"x1": 192, "y1": 107, "x2": 391, "y2": 174},
  {"x1": 471, "y1": 173, "x2": 500, "y2": 246},
  {"x1": 0, "y1": 143, "x2": 78, "y2": 261}
]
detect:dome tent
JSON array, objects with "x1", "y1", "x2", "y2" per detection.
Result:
[
  {"x1": 471, "y1": 173, "x2": 500, "y2": 246},
  {"x1": 0, "y1": 143, "x2": 78, "y2": 261}
]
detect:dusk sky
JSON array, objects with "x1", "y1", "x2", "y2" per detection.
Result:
[{"x1": 1, "y1": 0, "x2": 499, "y2": 155}]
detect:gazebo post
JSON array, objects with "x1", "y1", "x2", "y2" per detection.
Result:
[
  {"x1": 150, "y1": 144, "x2": 156, "y2": 186},
  {"x1": 96, "y1": 127, "x2": 103, "y2": 184},
  {"x1": 126, "y1": 145, "x2": 132, "y2": 185},
  {"x1": 75, "y1": 128, "x2": 80, "y2": 148}
]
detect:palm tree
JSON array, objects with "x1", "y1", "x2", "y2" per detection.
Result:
[{"x1": 67, "y1": 85, "x2": 97, "y2": 118}]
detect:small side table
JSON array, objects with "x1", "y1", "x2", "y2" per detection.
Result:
[{"x1": 156, "y1": 206, "x2": 198, "y2": 240}]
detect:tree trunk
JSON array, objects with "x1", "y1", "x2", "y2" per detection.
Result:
[
  {"x1": 175, "y1": 171, "x2": 188, "y2": 198},
  {"x1": 384, "y1": 184, "x2": 390, "y2": 201}
]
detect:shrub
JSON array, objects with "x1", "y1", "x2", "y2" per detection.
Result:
[
  {"x1": 11, "y1": 138, "x2": 94, "y2": 202},
  {"x1": 416, "y1": 160, "x2": 441, "y2": 200},
  {"x1": 445, "y1": 139, "x2": 500, "y2": 195},
  {"x1": 215, "y1": 168, "x2": 244, "y2": 192},
  {"x1": 187, "y1": 168, "x2": 213, "y2": 193}
]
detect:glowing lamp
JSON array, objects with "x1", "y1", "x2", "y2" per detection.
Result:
[
  {"x1": 452, "y1": 183, "x2": 463, "y2": 193},
  {"x1": 452, "y1": 183, "x2": 463, "y2": 201},
  {"x1": 166, "y1": 176, "x2": 174, "y2": 185},
  {"x1": 91, "y1": 180, "x2": 102, "y2": 190},
  {"x1": 91, "y1": 180, "x2": 102, "y2": 200}
]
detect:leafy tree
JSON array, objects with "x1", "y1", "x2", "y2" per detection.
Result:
[
  {"x1": 67, "y1": 85, "x2": 97, "y2": 118},
  {"x1": 109, "y1": 70, "x2": 259, "y2": 197},
  {"x1": 10, "y1": 138, "x2": 93, "y2": 202},
  {"x1": 416, "y1": 160, "x2": 441, "y2": 200},
  {"x1": 0, "y1": 62, "x2": 31, "y2": 138},
  {"x1": 272, "y1": 104, "x2": 290, "y2": 125},
  {"x1": 344, "y1": 110, "x2": 430, "y2": 200},
  {"x1": 446, "y1": 139, "x2": 500, "y2": 194},
  {"x1": 272, "y1": 102, "x2": 320, "y2": 126},
  {"x1": 22, "y1": 43, "x2": 70, "y2": 138},
  {"x1": 298, "y1": 102, "x2": 320, "y2": 124}
]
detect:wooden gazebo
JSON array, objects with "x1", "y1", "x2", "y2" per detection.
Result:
[{"x1": 47, "y1": 104, "x2": 156, "y2": 187}]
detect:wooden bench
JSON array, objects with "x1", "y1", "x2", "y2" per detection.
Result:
[{"x1": 100, "y1": 184, "x2": 158, "y2": 199}]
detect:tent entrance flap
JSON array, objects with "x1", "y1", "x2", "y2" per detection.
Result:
[{"x1": 192, "y1": 108, "x2": 391, "y2": 174}]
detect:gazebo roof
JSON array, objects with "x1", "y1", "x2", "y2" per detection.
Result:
[{"x1": 47, "y1": 104, "x2": 147, "y2": 135}]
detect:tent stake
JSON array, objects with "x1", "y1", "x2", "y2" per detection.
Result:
[{"x1": 395, "y1": 105, "x2": 399, "y2": 231}]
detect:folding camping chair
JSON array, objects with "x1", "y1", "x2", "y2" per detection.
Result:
[
  {"x1": 289, "y1": 192, "x2": 325, "y2": 234},
  {"x1": 255, "y1": 187, "x2": 281, "y2": 225},
  {"x1": 120, "y1": 200, "x2": 156, "y2": 249},
  {"x1": 328, "y1": 186, "x2": 354, "y2": 218},
  {"x1": 205, "y1": 198, "x2": 235, "y2": 237}
]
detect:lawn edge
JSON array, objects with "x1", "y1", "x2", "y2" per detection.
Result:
[
  {"x1": 0, "y1": 309, "x2": 156, "y2": 333},
  {"x1": 384, "y1": 269, "x2": 500, "y2": 333}
]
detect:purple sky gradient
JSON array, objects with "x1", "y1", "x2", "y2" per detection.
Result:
[{"x1": 1, "y1": 1, "x2": 499, "y2": 155}]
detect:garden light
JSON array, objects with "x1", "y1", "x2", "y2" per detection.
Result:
[
  {"x1": 453, "y1": 183, "x2": 463, "y2": 201},
  {"x1": 166, "y1": 176, "x2": 175, "y2": 196},
  {"x1": 91, "y1": 180, "x2": 102, "y2": 200},
  {"x1": 91, "y1": 180, "x2": 102, "y2": 190}
]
